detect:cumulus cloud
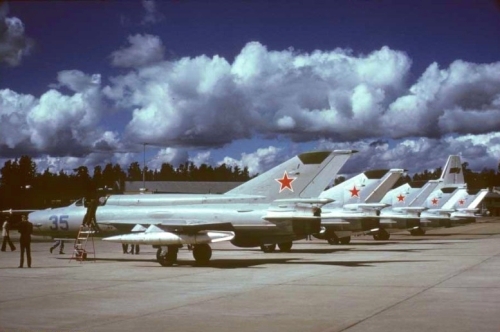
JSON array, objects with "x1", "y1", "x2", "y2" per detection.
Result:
[
  {"x1": 4, "y1": 39, "x2": 500, "y2": 175},
  {"x1": 0, "y1": 70, "x2": 111, "y2": 157},
  {"x1": 50, "y1": 70, "x2": 101, "y2": 93},
  {"x1": 110, "y1": 34, "x2": 164, "y2": 68},
  {"x1": 106, "y1": 40, "x2": 500, "y2": 149},
  {"x1": 102, "y1": 40, "x2": 500, "y2": 173},
  {"x1": 141, "y1": 0, "x2": 164, "y2": 25},
  {"x1": 0, "y1": 3, "x2": 33, "y2": 66},
  {"x1": 318, "y1": 132, "x2": 500, "y2": 177},
  {"x1": 0, "y1": 89, "x2": 36, "y2": 149},
  {"x1": 148, "y1": 147, "x2": 189, "y2": 169},
  {"x1": 382, "y1": 61, "x2": 500, "y2": 138},
  {"x1": 218, "y1": 146, "x2": 285, "y2": 175},
  {"x1": 105, "y1": 41, "x2": 413, "y2": 148}
]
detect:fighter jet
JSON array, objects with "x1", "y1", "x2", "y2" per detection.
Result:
[
  {"x1": 100, "y1": 150, "x2": 356, "y2": 266},
  {"x1": 313, "y1": 169, "x2": 405, "y2": 244},
  {"x1": 377, "y1": 155, "x2": 467, "y2": 238}
]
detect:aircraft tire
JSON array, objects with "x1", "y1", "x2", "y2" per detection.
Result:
[
  {"x1": 410, "y1": 228, "x2": 426, "y2": 236},
  {"x1": 193, "y1": 244, "x2": 212, "y2": 263},
  {"x1": 260, "y1": 244, "x2": 276, "y2": 253},
  {"x1": 156, "y1": 247, "x2": 162, "y2": 261},
  {"x1": 374, "y1": 231, "x2": 390, "y2": 241},
  {"x1": 278, "y1": 241, "x2": 293, "y2": 252},
  {"x1": 327, "y1": 237, "x2": 339, "y2": 245},
  {"x1": 158, "y1": 246, "x2": 178, "y2": 267},
  {"x1": 339, "y1": 236, "x2": 351, "y2": 244}
]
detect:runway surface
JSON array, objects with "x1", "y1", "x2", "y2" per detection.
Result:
[{"x1": 1, "y1": 218, "x2": 500, "y2": 332}]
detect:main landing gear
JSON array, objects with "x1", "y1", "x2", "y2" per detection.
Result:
[
  {"x1": 260, "y1": 241, "x2": 293, "y2": 253},
  {"x1": 373, "y1": 229, "x2": 390, "y2": 241},
  {"x1": 326, "y1": 235, "x2": 351, "y2": 245},
  {"x1": 157, "y1": 246, "x2": 178, "y2": 267},
  {"x1": 156, "y1": 244, "x2": 213, "y2": 267},
  {"x1": 409, "y1": 228, "x2": 426, "y2": 236}
]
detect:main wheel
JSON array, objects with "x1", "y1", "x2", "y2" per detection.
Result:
[
  {"x1": 260, "y1": 243, "x2": 276, "y2": 253},
  {"x1": 156, "y1": 247, "x2": 162, "y2": 261},
  {"x1": 327, "y1": 237, "x2": 339, "y2": 245},
  {"x1": 339, "y1": 236, "x2": 351, "y2": 244},
  {"x1": 278, "y1": 241, "x2": 293, "y2": 252},
  {"x1": 193, "y1": 244, "x2": 212, "y2": 264},
  {"x1": 158, "y1": 246, "x2": 178, "y2": 267},
  {"x1": 410, "y1": 228, "x2": 426, "y2": 236},
  {"x1": 374, "y1": 231, "x2": 390, "y2": 241}
]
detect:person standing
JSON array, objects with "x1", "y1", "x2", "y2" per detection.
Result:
[
  {"x1": 18, "y1": 215, "x2": 33, "y2": 268},
  {"x1": 1, "y1": 217, "x2": 16, "y2": 252}
]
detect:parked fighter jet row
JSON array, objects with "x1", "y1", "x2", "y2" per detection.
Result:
[{"x1": 1, "y1": 150, "x2": 488, "y2": 267}]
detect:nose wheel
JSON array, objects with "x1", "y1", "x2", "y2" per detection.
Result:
[{"x1": 260, "y1": 243, "x2": 276, "y2": 253}]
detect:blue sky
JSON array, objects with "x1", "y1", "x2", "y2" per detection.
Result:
[{"x1": 1, "y1": 0, "x2": 500, "y2": 177}]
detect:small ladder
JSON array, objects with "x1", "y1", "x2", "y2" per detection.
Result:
[{"x1": 70, "y1": 225, "x2": 96, "y2": 263}]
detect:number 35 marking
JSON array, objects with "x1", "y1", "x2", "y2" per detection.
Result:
[{"x1": 49, "y1": 215, "x2": 69, "y2": 231}]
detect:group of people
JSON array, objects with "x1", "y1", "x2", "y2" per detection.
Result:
[
  {"x1": 1, "y1": 215, "x2": 33, "y2": 268},
  {"x1": 4, "y1": 213, "x2": 142, "y2": 267}
]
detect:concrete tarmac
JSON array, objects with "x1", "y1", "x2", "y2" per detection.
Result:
[{"x1": 1, "y1": 218, "x2": 500, "y2": 332}]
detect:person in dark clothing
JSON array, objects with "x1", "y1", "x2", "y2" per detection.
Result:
[
  {"x1": 18, "y1": 215, "x2": 33, "y2": 268},
  {"x1": 83, "y1": 198, "x2": 100, "y2": 232},
  {"x1": 122, "y1": 243, "x2": 129, "y2": 254}
]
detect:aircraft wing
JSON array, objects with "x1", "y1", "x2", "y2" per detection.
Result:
[
  {"x1": 264, "y1": 215, "x2": 321, "y2": 222},
  {"x1": 100, "y1": 219, "x2": 235, "y2": 234}
]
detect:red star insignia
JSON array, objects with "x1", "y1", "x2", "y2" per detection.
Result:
[
  {"x1": 349, "y1": 186, "x2": 360, "y2": 198},
  {"x1": 275, "y1": 171, "x2": 296, "y2": 193},
  {"x1": 431, "y1": 198, "x2": 439, "y2": 205},
  {"x1": 396, "y1": 194, "x2": 405, "y2": 202},
  {"x1": 458, "y1": 199, "x2": 465, "y2": 206}
]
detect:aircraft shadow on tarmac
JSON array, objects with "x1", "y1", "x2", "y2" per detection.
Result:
[
  {"x1": 86, "y1": 256, "x2": 436, "y2": 269},
  {"x1": 154, "y1": 258, "x2": 436, "y2": 269},
  {"x1": 255, "y1": 248, "x2": 426, "y2": 254}
]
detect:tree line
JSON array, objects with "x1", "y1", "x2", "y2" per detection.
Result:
[
  {"x1": 1, "y1": 156, "x2": 499, "y2": 211},
  {"x1": 0, "y1": 156, "x2": 251, "y2": 210}
]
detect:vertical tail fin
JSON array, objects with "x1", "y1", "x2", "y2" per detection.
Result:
[
  {"x1": 381, "y1": 183, "x2": 413, "y2": 206},
  {"x1": 364, "y1": 169, "x2": 405, "y2": 203},
  {"x1": 225, "y1": 150, "x2": 356, "y2": 202},
  {"x1": 408, "y1": 180, "x2": 442, "y2": 207},
  {"x1": 463, "y1": 189, "x2": 489, "y2": 210},
  {"x1": 438, "y1": 187, "x2": 467, "y2": 210},
  {"x1": 320, "y1": 171, "x2": 372, "y2": 206},
  {"x1": 440, "y1": 155, "x2": 465, "y2": 185}
]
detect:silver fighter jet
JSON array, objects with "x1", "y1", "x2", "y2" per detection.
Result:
[{"x1": 100, "y1": 150, "x2": 356, "y2": 266}]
